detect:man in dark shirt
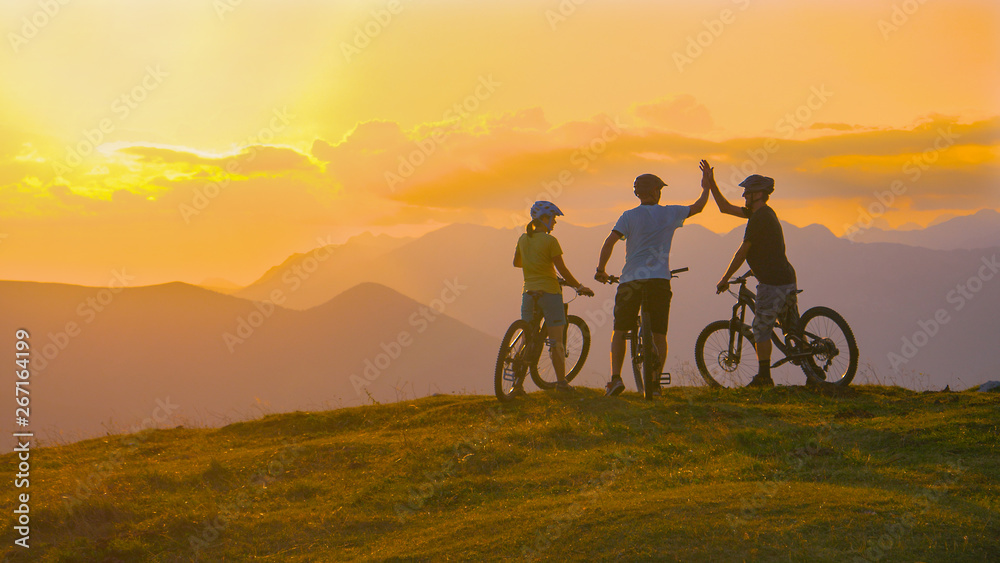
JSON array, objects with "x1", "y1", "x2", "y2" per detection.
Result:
[{"x1": 700, "y1": 160, "x2": 797, "y2": 387}]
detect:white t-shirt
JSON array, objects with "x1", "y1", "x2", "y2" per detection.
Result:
[{"x1": 612, "y1": 204, "x2": 688, "y2": 283}]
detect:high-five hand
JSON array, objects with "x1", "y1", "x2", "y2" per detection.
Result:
[{"x1": 700, "y1": 159, "x2": 716, "y2": 190}]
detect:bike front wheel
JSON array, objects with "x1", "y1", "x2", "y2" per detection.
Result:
[
  {"x1": 695, "y1": 320, "x2": 757, "y2": 388},
  {"x1": 495, "y1": 320, "x2": 532, "y2": 401},
  {"x1": 531, "y1": 315, "x2": 591, "y2": 389},
  {"x1": 798, "y1": 306, "x2": 859, "y2": 386}
]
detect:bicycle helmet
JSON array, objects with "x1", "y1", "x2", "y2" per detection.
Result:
[
  {"x1": 530, "y1": 201, "x2": 564, "y2": 221},
  {"x1": 739, "y1": 174, "x2": 775, "y2": 195},
  {"x1": 634, "y1": 173, "x2": 667, "y2": 191}
]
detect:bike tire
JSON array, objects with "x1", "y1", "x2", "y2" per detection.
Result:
[
  {"x1": 695, "y1": 319, "x2": 757, "y2": 388},
  {"x1": 630, "y1": 326, "x2": 644, "y2": 395},
  {"x1": 495, "y1": 320, "x2": 532, "y2": 402},
  {"x1": 798, "y1": 306, "x2": 859, "y2": 386},
  {"x1": 530, "y1": 315, "x2": 591, "y2": 389},
  {"x1": 642, "y1": 320, "x2": 657, "y2": 400}
]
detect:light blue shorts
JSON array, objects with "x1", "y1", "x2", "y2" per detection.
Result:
[
  {"x1": 753, "y1": 283, "x2": 799, "y2": 342},
  {"x1": 520, "y1": 291, "x2": 566, "y2": 326}
]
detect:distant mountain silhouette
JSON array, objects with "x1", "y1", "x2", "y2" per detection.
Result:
[
  {"x1": 845, "y1": 209, "x2": 1000, "y2": 250},
  {"x1": 237, "y1": 218, "x2": 1000, "y2": 392},
  {"x1": 0, "y1": 280, "x2": 493, "y2": 441},
  {"x1": 198, "y1": 277, "x2": 243, "y2": 294},
  {"x1": 239, "y1": 232, "x2": 412, "y2": 293}
]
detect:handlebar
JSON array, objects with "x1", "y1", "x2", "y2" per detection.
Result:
[
  {"x1": 556, "y1": 277, "x2": 594, "y2": 297},
  {"x1": 603, "y1": 267, "x2": 688, "y2": 285},
  {"x1": 725, "y1": 270, "x2": 754, "y2": 286}
]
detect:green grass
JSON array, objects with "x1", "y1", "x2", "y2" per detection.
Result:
[{"x1": 2, "y1": 385, "x2": 998, "y2": 561}]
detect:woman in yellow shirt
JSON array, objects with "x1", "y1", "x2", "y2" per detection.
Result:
[{"x1": 513, "y1": 201, "x2": 594, "y2": 392}]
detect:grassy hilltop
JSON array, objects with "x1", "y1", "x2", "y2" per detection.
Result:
[{"x1": 2, "y1": 386, "x2": 998, "y2": 562}]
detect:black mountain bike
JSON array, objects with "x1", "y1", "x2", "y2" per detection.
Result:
[
  {"x1": 695, "y1": 270, "x2": 859, "y2": 388},
  {"x1": 605, "y1": 267, "x2": 688, "y2": 400},
  {"x1": 494, "y1": 279, "x2": 592, "y2": 401}
]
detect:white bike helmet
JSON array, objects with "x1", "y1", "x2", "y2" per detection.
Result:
[{"x1": 530, "y1": 200, "x2": 564, "y2": 221}]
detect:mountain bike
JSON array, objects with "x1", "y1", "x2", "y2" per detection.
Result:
[
  {"x1": 695, "y1": 270, "x2": 859, "y2": 388},
  {"x1": 494, "y1": 279, "x2": 592, "y2": 402},
  {"x1": 604, "y1": 267, "x2": 688, "y2": 400}
]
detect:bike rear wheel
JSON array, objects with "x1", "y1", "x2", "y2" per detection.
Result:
[
  {"x1": 641, "y1": 317, "x2": 658, "y2": 400},
  {"x1": 798, "y1": 306, "x2": 858, "y2": 386},
  {"x1": 695, "y1": 319, "x2": 756, "y2": 388},
  {"x1": 629, "y1": 327, "x2": 645, "y2": 395},
  {"x1": 628, "y1": 317, "x2": 658, "y2": 397},
  {"x1": 495, "y1": 320, "x2": 532, "y2": 401},
  {"x1": 531, "y1": 315, "x2": 591, "y2": 389}
]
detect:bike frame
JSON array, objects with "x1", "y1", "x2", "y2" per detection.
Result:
[{"x1": 725, "y1": 274, "x2": 809, "y2": 368}]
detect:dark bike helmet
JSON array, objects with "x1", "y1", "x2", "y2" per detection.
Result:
[{"x1": 739, "y1": 174, "x2": 775, "y2": 195}]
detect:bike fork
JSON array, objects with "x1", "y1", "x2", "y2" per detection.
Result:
[{"x1": 728, "y1": 303, "x2": 747, "y2": 359}]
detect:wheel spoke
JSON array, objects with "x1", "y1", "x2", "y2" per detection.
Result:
[
  {"x1": 532, "y1": 317, "x2": 590, "y2": 387},
  {"x1": 696, "y1": 321, "x2": 755, "y2": 388},
  {"x1": 799, "y1": 307, "x2": 858, "y2": 385}
]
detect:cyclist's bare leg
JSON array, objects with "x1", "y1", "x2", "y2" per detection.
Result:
[
  {"x1": 610, "y1": 330, "x2": 627, "y2": 379},
  {"x1": 546, "y1": 324, "x2": 568, "y2": 382},
  {"x1": 755, "y1": 336, "x2": 772, "y2": 365}
]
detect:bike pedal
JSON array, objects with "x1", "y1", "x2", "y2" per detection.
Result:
[
  {"x1": 659, "y1": 372, "x2": 671, "y2": 386},
  {"x1": 503, "y1": 369, "x2": 518, "y2": 384}
]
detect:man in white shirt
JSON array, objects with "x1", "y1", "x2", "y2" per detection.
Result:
[{"x1": 595, "y1": 164, "x2": 711, "y2": 396}]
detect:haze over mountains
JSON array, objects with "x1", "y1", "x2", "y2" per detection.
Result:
[
  {"x1": 5, "y1": 211, "x2": 998, "y2": 442},
  {"x1": 236, "y1": 211, "x2": 1000, "y2": 389},
  {"x1": 845, "y1": 208, "x2": 1000, "y2": 250},
  {"x1": 0, "y1": 281, "x2": 494, "y2": 441}
]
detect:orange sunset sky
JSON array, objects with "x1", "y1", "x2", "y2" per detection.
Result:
[{"x1": 1, "y1": 0, "x2": 998, "y2": 287}]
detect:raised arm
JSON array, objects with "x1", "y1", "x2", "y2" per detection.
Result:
[
  {"x1": 701, "y1": 159, "x2": 747, "y2": 218},
  {"x1": 594, "y1": 230, "x2": 622, "y2": 282},
  {"x1": 687, "y1": 183, "x2": 711, "y2": 218}
]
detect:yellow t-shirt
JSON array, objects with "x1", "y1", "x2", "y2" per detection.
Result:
[{"x1": 517, "y1": 232, "x2": 562, "y2": 294}]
